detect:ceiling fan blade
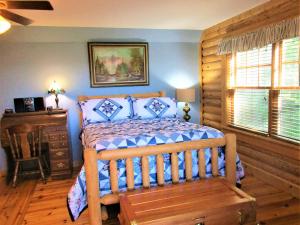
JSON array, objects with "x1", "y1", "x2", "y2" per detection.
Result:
[
  {"x1": 5, "y1": 1, "x2": 53, "y2": 10},
  {"x1": 0, "y1": 9, "x2": 33, "y2": 25}
]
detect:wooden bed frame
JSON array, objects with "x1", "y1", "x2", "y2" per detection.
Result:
[{"x1": 78, "y1": 91, "x2": 237, "y2": 225}]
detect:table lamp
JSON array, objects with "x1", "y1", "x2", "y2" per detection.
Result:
[
  {"x1": 176, "y1": 88, "x2": 195, "y2": 122},
  {"x1": 0, "y1": 15, "x2": 11, "y2": 34},
  {"x1": 48, "y1": 80, "x2": 65, "y2": 109}
]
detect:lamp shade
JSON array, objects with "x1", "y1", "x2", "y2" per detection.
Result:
[
  {"x1": 48, "y1": 80, "x2": 65, "y2": 95},
  {"x1": 0, "y1": 15, "x2": 11, "y2": 34},
  {"x1": 176, "y1": 88, "x2": 195, "y2": 103}
]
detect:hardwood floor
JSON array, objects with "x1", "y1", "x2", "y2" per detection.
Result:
[{"x1": 0, "y1": 174, "x2": 299, "y2": 225}]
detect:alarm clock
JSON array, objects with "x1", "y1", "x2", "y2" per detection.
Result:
[{"x1": 4, "y1": 108, "x2": 13, "y2": 114}]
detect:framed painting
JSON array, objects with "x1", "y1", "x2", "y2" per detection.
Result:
[{"x1": 88, "y1": 42, "x2": 149, "y2": 87}]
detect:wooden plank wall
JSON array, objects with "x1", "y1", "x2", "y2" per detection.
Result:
[{"x1": 200, "y1": 0, "x2": 300, "y2": 198}]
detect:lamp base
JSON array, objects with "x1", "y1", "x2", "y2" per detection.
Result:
[
  {"x1": 55, "y1": 94, "x2": 60, "y2": 109},
  {"x1": 183, "y1": 103, "x2": 191, "y2": 122}
]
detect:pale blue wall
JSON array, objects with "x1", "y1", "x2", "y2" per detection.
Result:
[{"x1": 0, "y1": 27, "x2": 201, "y2": 170}]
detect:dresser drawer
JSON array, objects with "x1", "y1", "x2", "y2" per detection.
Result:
[
  {"x1": 48, "y1": 132, "x2": 68, "y2": 141},
  {"x1": 59, "y1": 132, "x2": 68, "y2": 140},
  {"x1": 49, "y1": 140, "x2": 68, "y2": 149},
  {"x1": 48, "y1": 133, "x2": 59, "y2": 141},
  {"x1": 51, "y1": 148, "x2": 69, "y2": 160},
  {"x1": 51, "y1": 159, "x2": 70, "y2": 171},
  {"x1": 45, "y1": 125, "x2": 67, "y2": 132}
]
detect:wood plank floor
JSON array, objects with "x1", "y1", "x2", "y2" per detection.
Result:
[{"x1": 0, "y1": 174, "x2": 299, "y2": 225}]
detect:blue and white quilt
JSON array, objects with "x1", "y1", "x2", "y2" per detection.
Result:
[{"x1": 67, "y1": 118, "x2": 244, "y2": 220}]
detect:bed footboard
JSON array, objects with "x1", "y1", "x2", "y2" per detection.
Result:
[{"x1": 84, "y1": 133, "x2": 236, "y2": 225}]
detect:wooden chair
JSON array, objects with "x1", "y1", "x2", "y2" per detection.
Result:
[{"x1": 6, "y1": 123, "x2": 47, "y2": 187}]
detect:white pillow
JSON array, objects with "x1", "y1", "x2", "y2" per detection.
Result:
[
  {"x1": 79, "y1": 97, "x2": 132, "y2": 125},
  {"x1": 132, "y1": 97, "x2": 177, "y2": 119}
]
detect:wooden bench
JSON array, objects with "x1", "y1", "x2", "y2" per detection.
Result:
[{"x1": 118, "y1": 178, "x2": 256, "y2": 225}]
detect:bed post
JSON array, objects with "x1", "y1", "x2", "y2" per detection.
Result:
[
  {"x1": 84, "y1": 148, "x2": 102, "y2": 225},
  {"x1": 225, "y1": 134, "x2": 237, "y2": 185},
  {"x1": 159, "y1": 91, "x2": 166, "y2": 97}
]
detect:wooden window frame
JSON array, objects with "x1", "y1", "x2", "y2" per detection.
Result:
[{"x1": 225, "y1": 38, "x2": 300, "y2": 145}]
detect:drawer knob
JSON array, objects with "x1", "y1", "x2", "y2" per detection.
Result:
[
  {"x1": 56, "y1": 151, "x2": 64, "y2": 156},
  {"x1": 238, "y1": 210, "x2": 246, "y2": 225},
  {"x1": 194, "y1": 216, "x2": 205, "y2": 225},
  {"x1": 57, "y1": 162, "x2": 65, "y2": 168}
]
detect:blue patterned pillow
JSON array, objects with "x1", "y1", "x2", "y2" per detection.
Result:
[
  {"x1": 132, "y1": 97, "x2": 177, "y2": 119},
  {"x1": 79, "y1": 97, "x2": 132, "y2": 125}
]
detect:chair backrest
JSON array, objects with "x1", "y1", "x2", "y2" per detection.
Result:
[{"x1": 6, "y1": 124, "x2": 43, "y2": 160}]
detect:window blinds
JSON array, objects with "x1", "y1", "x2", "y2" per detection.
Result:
[
  {"x1": 272, "y1": 90, "x2": 300, "y2": 141},
  {"x1": 233, "y1": 89, "x2": 269, "y2": 132},
  {"x1": 228, "y1": 44, "x2": 272, "y2": 133},
  {"x1": 228, "y1": 37, "x2": 299, "y2": 142},
  {"x1": 273, "y1": 37, "x2": 300, "y2": 141},
  {"x1": 280, "y1": 37, "x2": 300, "y2": 86},
  {"x1": 236, "y1": 45, "x2": 272, "y2": 87}
]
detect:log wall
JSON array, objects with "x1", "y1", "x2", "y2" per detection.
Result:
[{"x1": 200, "y1": 0, "x2": 300, "y2": 198}]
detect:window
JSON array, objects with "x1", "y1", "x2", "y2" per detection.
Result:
[
  {"x1": 280, "y1": 38, "x2": 300, "y2": 87},
  {"x1": 227, "y1": 37, "x2": 300, "y2": 143}
]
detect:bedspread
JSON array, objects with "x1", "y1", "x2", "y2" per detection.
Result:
[{"x1": 67, "y1": 118, "x2": 244, "y2": 220}]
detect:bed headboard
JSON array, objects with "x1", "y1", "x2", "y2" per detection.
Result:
[{"x1": 78, "y1": 91, "x2": 166, "y2": 128}]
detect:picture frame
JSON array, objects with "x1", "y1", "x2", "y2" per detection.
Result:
[{"x1": 88, "y1": 42, "x2": 149, "y2": 87}]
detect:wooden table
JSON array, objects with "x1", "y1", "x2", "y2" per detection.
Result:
[{"x1": 119, "y1": 178, "x2": 256, "y2": 225}]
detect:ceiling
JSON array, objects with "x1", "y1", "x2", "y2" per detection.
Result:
[{"x1": 9, "y1": 0, "x2": 269, "y2": 30}]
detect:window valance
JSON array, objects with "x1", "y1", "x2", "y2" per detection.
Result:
[{"x1": 217, "y1": 16, "x2": 299, "y2": 55}]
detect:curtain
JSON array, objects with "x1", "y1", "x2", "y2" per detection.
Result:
[{"x1": 217, "y1": 16, "x2": 300, "y2": 55}]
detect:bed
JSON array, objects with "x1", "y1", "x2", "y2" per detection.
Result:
[{"x1": 67, "y1": 91, "x2": 244, "y2": 225}]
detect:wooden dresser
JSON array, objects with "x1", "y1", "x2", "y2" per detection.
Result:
[{"x1": 0, "y1": 110, "x2": 72, "y2": 179}]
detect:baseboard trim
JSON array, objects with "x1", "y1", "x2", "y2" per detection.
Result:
[{"x1": 243, "y1": 161, "x2": 300, "y2": 199}]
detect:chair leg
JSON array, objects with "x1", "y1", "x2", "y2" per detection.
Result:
[
  {"x1": 42, "y1": 155, "x2": 50, "y2": 171},
  {"x1": 37, "y1": 158, "x2": 46, "y2": 184},
  {"x1": 12, "y1": 161, "x2": 20, "y2": 188}
]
